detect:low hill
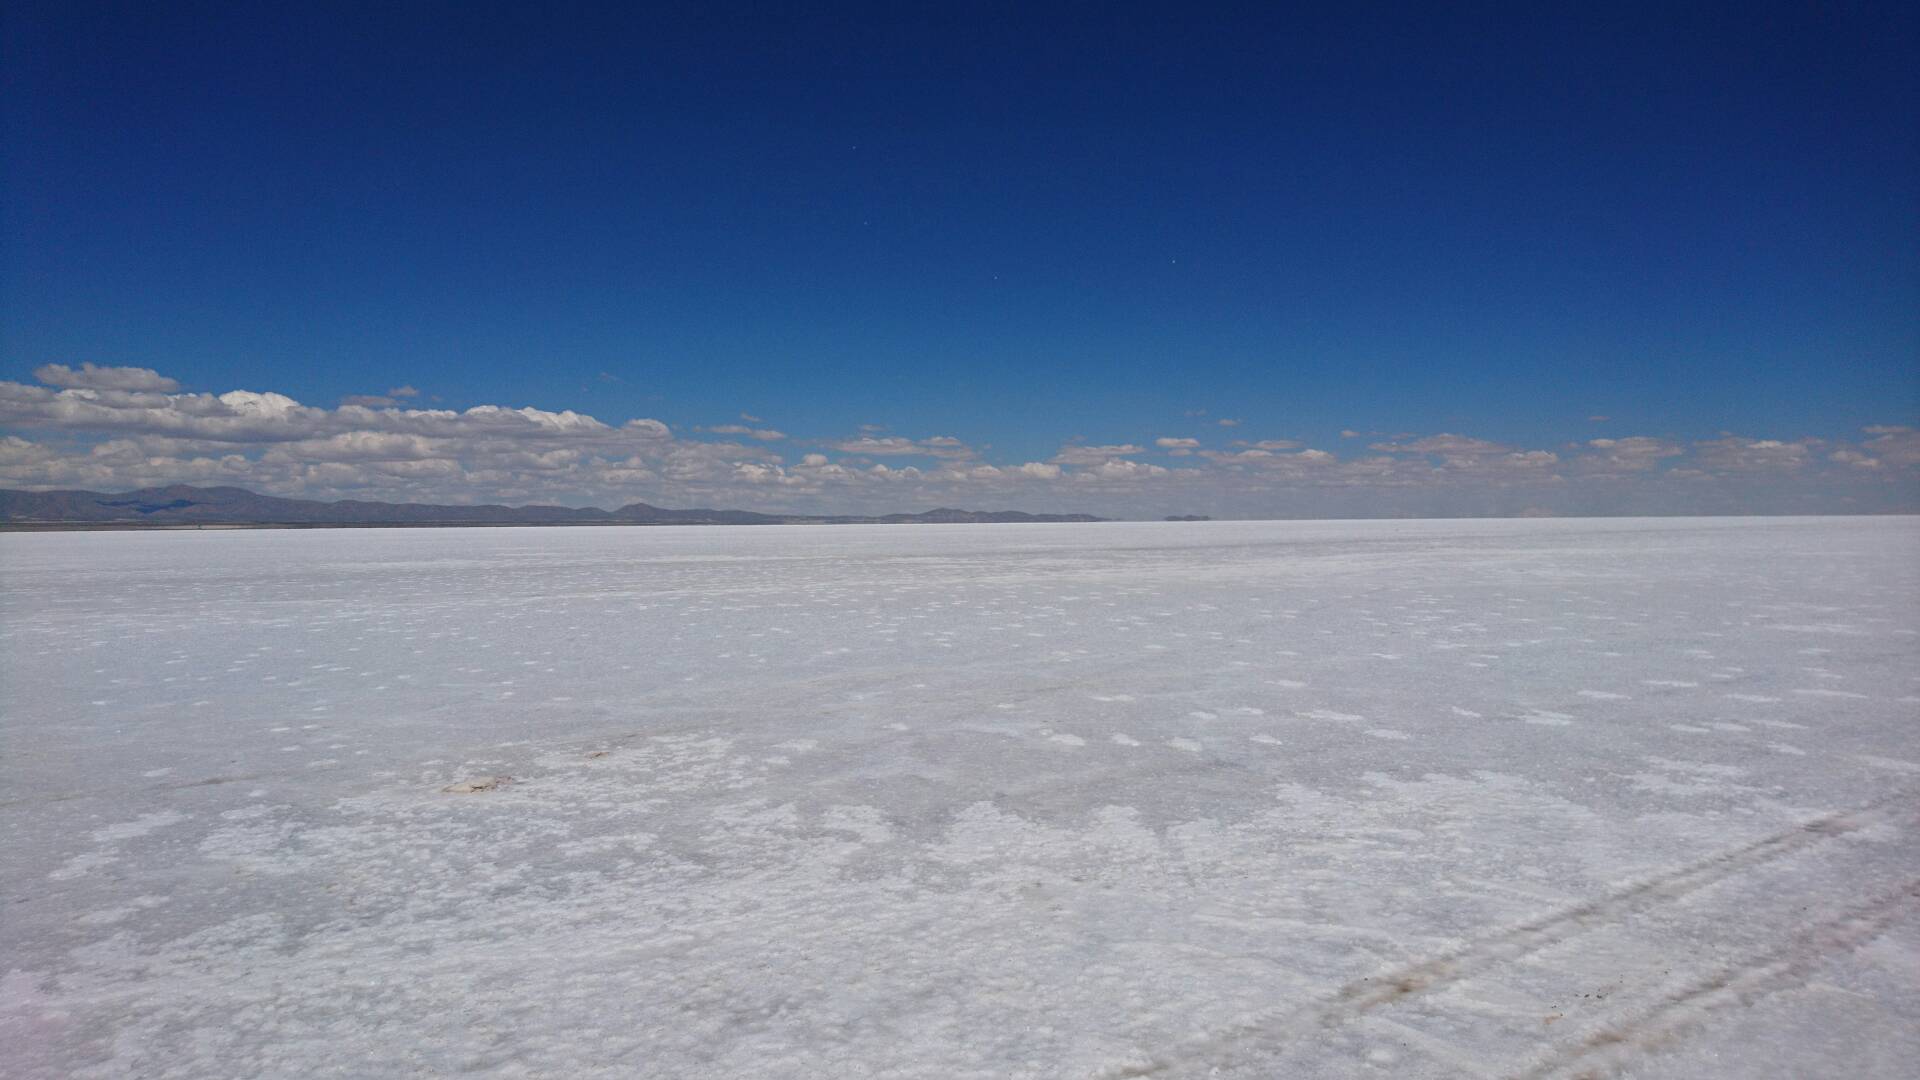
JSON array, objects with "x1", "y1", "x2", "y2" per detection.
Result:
[{"x1": 0, "y1": 485, "x2": 1107, "y2": 528}]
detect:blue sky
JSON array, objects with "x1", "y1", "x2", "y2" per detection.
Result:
[{"x1": 2, "y1": 3, "x2": 1915, "y2": 515}]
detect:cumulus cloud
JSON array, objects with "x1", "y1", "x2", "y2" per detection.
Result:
[
  {"x1": 1365, "y1": 434, "x2": 1567, "y2": 476},
  {"x1": 1502, "y1": 450, "x2": 1560, "y2": 468},
  {"x1": 623, "y1": 419, "x2": 672, "y2": 438},
  {"x1": 0, "y1": 369, "x2": 728, "y2": 504},
  {"x1": 1051, "y1": 443, "x2": 1145, "y2": 466},
  {"x1": 1081, "y1": 458, "x2": 1169, "y2": 480},
  {"x1": 705, "y1": 424, "x2": 787, "y2": 441},
  {"x1": 831, "y1": 435, "x2": 974, "y2": 459},
  {"x1": 32, "y1": 363, "x2": 180, "y2": 393},
  {"x1": 1577, "y1": 436, "x2": 1683, "y2": 476},
  {"x1": 1860, "y1": 426, "x2": 1920, "y2": 466},
  {"x1": 261, "y1": 432, "x2": 442, "y2": 463},
  {"x1": 1370, "y1": 434, "x2": 1511, "y2": 457},
  {"x1": 342, "y1": 384, "x2": 424, "y2": 408},
  {"x1": 2, "y1": 363, "x2": 1914, "y2": 517},
  {"x1": 1691, "y1": 435, "x2": 1815, "y2": 471},
  {"x1": 0, "y1": 434, "x2": 57, "y2": 468},
  {"x1": 1198, "y1": 447, "x2": 1338, "y2": 472},
  {"x1": 834, "y1": 437, "x2": 914, "y2": 455},
  {"x1": 732, "y1": 462, "x2": 803, "y2": 485}
]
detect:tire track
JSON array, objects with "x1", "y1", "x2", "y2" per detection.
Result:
[
  {"x1": 1513, "y1": 878, "x2": 1920, "y2": 1079},
  {"x1": 1110, "y1": 793, "x2": 1916, "y2": 1077}
]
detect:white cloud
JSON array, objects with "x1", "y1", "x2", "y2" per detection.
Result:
[
  {"x1": 732, "y1": 462, "x2": 800, "y2": 485},
  {"x1": 342, "y1": 385, "x2": 424, "y2": 408},
  {"x1": 1691, "y1": 435, "x2": 1814, "y2": 471},
  {"x1": 829, "y1": 435, "x2": 974, "y2": 460},
  {"x1": 260, "y1": 432, "x2": 443, "y2": 463},
  {"x1": 33, "y1": 363, "x2": 180, "y2": 393},
  {"x1": 833, "y1": 436, "x2": 916, "y2": 455},
  {"x1": 1861, "y1": 426, "x2": 1920, "y2": 466},
  {"x1": 1364, "y1": 433, "x2": 1569, "y2": 476},
  {"x1": 706, "y1": 424, "x2": 787, "y2": 441},
  {"x1": 1081, "y1": 459, "x2": 1169, "y2": 480},
  {"x1": 2, "y1": 364, "x2": 1914, "y2": 517},
  {"x1": 1369, "y1": 433, "x2": 1510, "y2": 457},
  {"x1": 1502, "y1": 450, "x2": 1560, "y2": 468},
  {"x1": 459, "y1": 404, "x2": 607, "y2": 433},
  {"x1": 1576, "y1": 436, "x2": 1683, "y2": 476},
  {"x1": 221, "y1": 390, "x2": 303, "y2": 417},
  {"x1": 0, "y1": 435, "x2": 56, "y2": 467},
  {"x1": 1198, "y1": 447, "x2": 1337, "y2": 472},
  {"x1": 1051, "y1": 443, "x2": 1145, "y2": 466}
]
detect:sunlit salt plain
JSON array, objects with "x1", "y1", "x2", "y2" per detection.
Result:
[{"x1": 3, "y1": 517, "x2": 1918, "y2": 1079}]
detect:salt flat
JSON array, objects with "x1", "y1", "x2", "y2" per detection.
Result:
[{"x1": 3, "y1": 517, "x2": 1918, "y2": 1078}]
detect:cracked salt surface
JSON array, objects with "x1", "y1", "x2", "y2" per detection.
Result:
[{"x1": 3, "y1": 517, "x2": 1918, "y2": 1078}]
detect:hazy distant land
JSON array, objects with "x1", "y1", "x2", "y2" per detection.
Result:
[{"x1": 0, "y1": 484, "x2": 1107, "y2": 529}]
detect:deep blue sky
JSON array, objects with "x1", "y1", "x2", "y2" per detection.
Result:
[{"x1": 4, "y1": 2, "x2": 1916, "y2": 464}]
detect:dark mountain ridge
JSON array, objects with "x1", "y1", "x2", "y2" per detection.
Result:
[{"x1": 0, "y1": 485, "x2": 1108, "y2": 528}]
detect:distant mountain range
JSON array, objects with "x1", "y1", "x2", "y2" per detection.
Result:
[{"x1": 0, "y1": 485, "x2": 1108, "y2": 528}]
